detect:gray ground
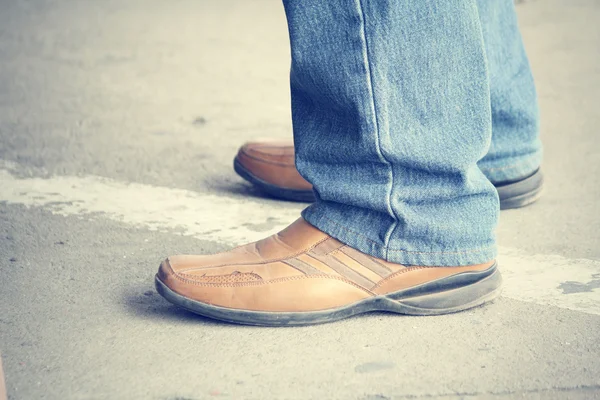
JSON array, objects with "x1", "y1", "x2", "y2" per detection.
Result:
[{"x1": 1, "y1": 0, "x2": 599, "y2": 399}]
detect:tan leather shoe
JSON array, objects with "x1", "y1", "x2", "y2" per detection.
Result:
[
  {"x1": 234, "y1": 140, "x2": 544, "y2": 209},
  {"x1": 156, "y1": 218, "x2": 502, "y2": 326},
  {"x1": 233, "y1": 140, "x2": 314, "y2": 202}
]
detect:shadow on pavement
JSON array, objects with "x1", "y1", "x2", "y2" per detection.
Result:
[
  {"x1": 121, "y1": 285, "x2": 232, "y2": 327},
  {"x1": 211, "y1": 181, "x2": 310, "y2": 204}
]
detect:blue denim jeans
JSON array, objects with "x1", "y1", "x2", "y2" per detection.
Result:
[{"x1": 282, "y1": 0, "x2": 542, "y2": 266}]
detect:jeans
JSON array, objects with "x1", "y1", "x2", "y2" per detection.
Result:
[{"x1": 282, "y1": 0, "x2": 542, "y2": 266}]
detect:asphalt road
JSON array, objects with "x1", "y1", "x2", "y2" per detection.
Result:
[{"x1": 1, "y1": 0, "x2": 599, "y2": 399}]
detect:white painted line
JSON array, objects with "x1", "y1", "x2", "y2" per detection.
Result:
[
  {"x1": 499, "y1": 248, "x2": 600, "y2": 316},
  {"x1": 0, "y1": 166, "x2": 301, "y2": 245},
  {"x1": 1, "y1": 166, "x2": 599, "y2": 316}
]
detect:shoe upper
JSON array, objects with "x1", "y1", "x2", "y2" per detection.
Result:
[
  {"x1": 236, "y1": 140, "x2": 313, "y2": 191},
  {"x1": 158, "y1": 219, "x2": 494, "y2": 312}
]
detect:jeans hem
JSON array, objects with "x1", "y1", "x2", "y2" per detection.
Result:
[
  {"x1": 302, "y1": 206, "x2": 498, "y2": 267},
  {"x1": 479, "y1": 150, "x2": 542, "y2": 183}
]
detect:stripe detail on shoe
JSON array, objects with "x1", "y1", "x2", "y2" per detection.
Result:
[
  {"x1": 296, "y1": 254, "x2": 343, "y2": 276},
  {"x1": 311, "y1": 237, "x2": 345, "y2": 256},
  {"x1": 332, "y1": 252, "x2": 383, "y2": 283},
  {"x1": 282, "y1": 258, "x2": 322, "y2": 275},
  {"x1": 339, "y1": 246, "x2": 391, "y2": 277},
  {"x1": 306, "y1": 252, "x2": 375, "y2": 288}
]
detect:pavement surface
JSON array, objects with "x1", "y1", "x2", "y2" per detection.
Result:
[{"x1": 0, "y1": 0, "x2": 599, "y2": 399}]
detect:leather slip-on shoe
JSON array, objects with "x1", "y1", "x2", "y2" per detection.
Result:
[
  {"x1": 234, "y1": 140, "x2": 315, "y2": 202},
  {"x1": 156, "y1": 218, "x2": 502, "y2": 326},
  {"x1": 234, "y1": 140, "x2": 543, "y2": 209}
]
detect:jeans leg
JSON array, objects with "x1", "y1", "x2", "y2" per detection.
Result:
[
  {"x1": 477, "y1": 0, "x2": 542, "y2": 183},
  {"x1": 283, "y1": 0, "x2": 498, "y2": 266}
]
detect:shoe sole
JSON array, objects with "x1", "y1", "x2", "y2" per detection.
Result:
[
  {"x1": 155, "y1": 264, "x2": 502, "y2": 326},
  {"x1": 497, "y1": 169, "x2": 544, "y2": 210},
  {"x1": 235, "y1": 158, "x2": 544, "y2": 210}
]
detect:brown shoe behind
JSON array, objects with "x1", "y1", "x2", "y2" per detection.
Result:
[{"x1": 234, "y1": 140, "x2": 315, "y2": 202}]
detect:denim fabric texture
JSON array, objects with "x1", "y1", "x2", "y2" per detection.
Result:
[
  {"x1": 282, "y1": 0, "x2": 541, "y2": 266},
  {"x1": 477, "y1": 0, "x2": 542, "y2": 183}
]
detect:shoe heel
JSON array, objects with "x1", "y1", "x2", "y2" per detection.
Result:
[
  {"x1": 498, "y1": 169, "x2": 544, "y2": 210},
  {"x1": 385, "y1": 268, "x2": 503, "y2": 316}
]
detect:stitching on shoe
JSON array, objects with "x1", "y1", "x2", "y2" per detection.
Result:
[
  {"x1": 173, "y1": 272, "x2": 376, "y2": 294},
  {"x1": 177, "y1": 236, "x2": 332, "y2": 273},
  {"x1": 180, "y1": 271, "x2": 264, "y2": 284}
]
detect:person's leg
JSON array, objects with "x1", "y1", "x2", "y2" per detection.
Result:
[
  {"x1": 234, "y1": 0, "x2": 543, "y2": 209},
  {"x1": 288, "y1": 0, "x2": 497, "y2": 266},
  {"x1": 476, "y1": 0, "x2": 542, "y2": 184},
  {"x1": 156, "y1": 0, "x2": 502, "y2": 325}
]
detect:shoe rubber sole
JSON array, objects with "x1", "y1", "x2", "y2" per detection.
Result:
[
  {"x1": 155, "y1": 263, "x2": 502, "y2": 326},
  {"x1": 234, "y1": 157, "x2": 544, "y2": 209},
  {"x1": 497, "y1": 169, "x2": 544, "y2": 210}
]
